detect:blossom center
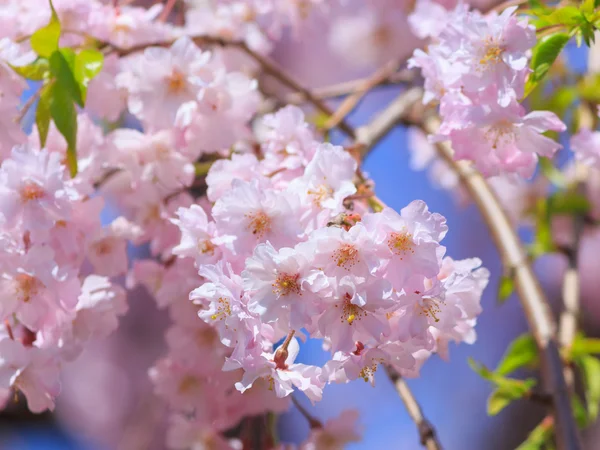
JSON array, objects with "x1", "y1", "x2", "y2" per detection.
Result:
[
  {"x1": 479, "y1": 37, "x2": 504, "y2": 68},
  {"x1": 198, "y1": 239, "x2": 216, "y2": 255},
  {"x1": 307, "y1": 184, "x2": 333, "y2": 206},
  {"x1": 387, "y1": 231, "x2": 415, "y2": 258},
  {"x1": 358, "y1": 363, "x2": 378, "y2": 382},
  {"x1": 92, "y1": 238, "x2": 114, "y2": 256},
  {"x1": 20, "y1": 182, "x2": 45, "y2": 202},
  {"x1": 272, "y1": 273, "x2": 301, "y2": 297},
  {"x1": 166, "y1": 69, "x2": 187, "y2": 94},
  {"x1": 210, "y1": 297, "x2": 232, "y2": 321},
  {"x1": 485, "y1": 120, "x2": 515, "y2": 149},
  {"x1": 337, "y1": 293, "x2": 366, "y2": 325},
  {"x1": 245, "y1": 211, "x2": 272, "y2": 238},
  {"x1": 332, "y1": 243, "x2": 359, "y2": 270},
  {"x1": 15, "y1": 274, "x2": 42, "y2": 303},
  {"x1": 416, "y1": 295, "x2": 445, "y2": 323}
]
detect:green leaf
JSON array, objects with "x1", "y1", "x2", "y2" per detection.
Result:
[
  {"x1": 577, "y1": 355, "x2": 600, "y2": 421},
  {"x1": 73, "y1": 49, "x2": 104, "y2": 102},
  {"x1": 495, "y1": 334, "x2": 538, "y2": 376},
  {"x1": 49, "y1": 49, "x2": 83, "y2": 107},
  {"x1": 9, "y1": 58, "x2": 50, "y2": 81},
  {"x1": 582, "y1": 0, "x2": 595, "y2": 15},
  {"x1": 538, "y1": 157, "x2": 567, "y2": 187},
  {"x1": 525, "y1": 33, "x2": 571, "y2": 97},
  {"x1": 36, "y1": 87, "x2": 52, "y2": 148},
  {"x1": 497, "y1": 275, "x2": 515, "y2": 304},
  {"x1": 545, "y1": 6, "x2": 583, "y2": 26},
  {"x1": 516, "y1": 418, "x2": 554, "y2": 450},
  {"x1": 548, "y1": 191, "x2": 590, "y2": 216},
  {"x1": 48, "y1": 82, "x2": 78, "y2": 177},
  {"x1": 469, "y1": 358, "x2": 537, "y2": 415},
  {"x1": 30, "y1": 1, "x2": 61, "y2": 58},
  {"x1": 488, "y1": 378, "x2": 537, "y2": 415},
  {"x1": 572, "y1": 334, "x2": 600, "y2": 358}
]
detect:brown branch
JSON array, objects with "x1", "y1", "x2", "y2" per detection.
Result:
[
  {"x1": 559, "y1": 162, "x2": 588, "y2": 389},
  {"x1": 284, "y1": 70, "x2": 415, "y2": 105},
  {"x1": 417, "y1": 114, "x2": 582, "y2": 450},
  {"x1": 324, "y1": 60, "x2": 411, "y2": 131},
  {"x1": 15, "y1": 88, "x2": 41, "y2": 124},
  {"x1": 384, "y1": 365, "x2": 441, "y2": 450},
  {"x1": 355, "y1": 87, "x2": 425, "y2": 157}
]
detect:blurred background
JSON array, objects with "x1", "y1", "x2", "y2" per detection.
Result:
[{"x1": 2, "y1": 1, "x2": 600, "y2": 449}]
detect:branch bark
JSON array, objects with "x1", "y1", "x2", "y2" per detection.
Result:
[
  {"x1": 384, "y1": 365, "x2": 441, "y2": 450},
  {"x1": 418, "y1": 115, "x2": 582, "y2": 450}
]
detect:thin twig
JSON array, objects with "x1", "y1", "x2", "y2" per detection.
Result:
[
  {"x1": 111, "y1": 36, "x2": 356, "y2": 139},
  {"x1": 325, "y1": 60, "x2": 409, "y2": 131},
  {"x1": 15, "y1": 88, "x2": 41, "y2": 124},
  {"x1": 384, "y1": 365, "x2": 441, "y2": 450},
  {"x1": 291, "y1": 395, "x2": 322, "y2": 429},
  {"x1": 158, "y1": 0, "x2": 177, "y2": 22},
  {"x1": 285, "y1": 70, "x2": 415, "y2": 105}
]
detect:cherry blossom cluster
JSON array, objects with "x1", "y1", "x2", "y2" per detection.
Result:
[
  {"x1": 409, "y1": 3, "x2": 566, "y2": 178},
  {"x1": 0, "y1": 0, "x2": 497, "y2": 447}
]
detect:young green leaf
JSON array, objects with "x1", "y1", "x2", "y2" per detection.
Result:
[
  {"x1": 538, "y1": 157, "x2": 567, "y2": 187},
  {"x1": 30, "y1": 1, "x2": 61, "y2": 58},
  {"x1": 495, "y1": 334, "x2": 538, "y2": 376},
  {"x1": 48, "y1": 83, "x2": 78, "y2": 177},
  {"x1": 516, "y1": 418, "x2": 554, "y2": 450},
  {"x1": 497, "y1": 275, "x2": 515, "y2": 304},
  {"x1": 10, "y1": 59, "x2": 50, "y2": 81},
  {"x1": 577, "y1": 355, "x2": 600, "y2": 421},
  {"x1": 545, "y1": 6, "x2": 583, "y2": 26},
  {"x1": 525, "y1": 33, "x2": 570, "y2": 97},
  {"x1": 49, "y1": 49, "x2": 84, "y2": 107},
  {"x1": 571, "y1": 334, "x2": 600, "y2": 358},
  {"x1": 73, "y1": 49, "x2": 104, "y2": 102},
  {"x1": 488, "y1": 378, "x2": 537, "y2": 415}
]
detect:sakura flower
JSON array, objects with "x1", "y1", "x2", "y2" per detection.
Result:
[
  {"x1": 190, "y1": 262, "x2": 253, "y2": 348},
  {"x1": 171, "y1": 204, "x2": 233, "y2": 267},
  {"x1": 119, "y1": 37, "x2": 211, "y2": 128},
  {"x1": 323, "y1": 347, "x2": 392, "y2": 387},
  {"x1": 243, "y1": 242, "x2": 328, "y2": 329},
  {"x1": 290, "y1": 143, "x2": 357, "y2": 227},
  {"x1": 212, "y1": 180, "x2": 304, "y2": 255},
  {"x1": 234, "y1": 338, "x2": 325, "y2": 404},
  {"x1": 438, "y1": 94, "x2": 566, "y2": 177},
  {"x1": 206, "y1": 153, "x2": 266, "y2": 202},
  {"x1": 363, "y1": 201, "x2": 447, "y2": 287},
  {"x1": 0, "y1": 146, "x2": 78, "y2": 235},
  {"x1": 299, "y1": 224, "x2": 380, "y2": 280},
  {"x1": 315, "y1": 276, "x2": 396, "y2": 353}
]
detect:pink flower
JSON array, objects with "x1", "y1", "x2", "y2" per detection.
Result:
[
  {"x1": 212, "y1": 180, "x2": 304, "y2": 255},
  {"x1": 234, "y1": 338, "x2": 325, "y2": 404},
  {"x1": 0, "y1": 146, "x2": 78, "y2": 235},
  {"x1": 167, "y1": 415, "x2": 243, "y2": 450},
  {"x1": 243, "y1": 242, "x2": 328, "y2": 329},
  {"x1": 438, "y1": 94, "x2": 566, "y2": 177},
  {"x1": 363, "y1": 201, "x2": 447, "y2": 287},
  {"x1": 206, "y1": 153, "x2": 266, "y2": 202},
  {"x1": 315, "y1": 276, "x2": 396, "y2": 353},
  {"x1": 172, "y1": 204, "x2": 233, "y2": 267},
  {"x1": 119, "y1": 37, "x2": 210, "y2": 128}
]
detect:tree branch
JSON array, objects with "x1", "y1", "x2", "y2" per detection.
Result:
[
  {"x1": 384, "y1": 365, "x2": 441, "y2": 450},
  {"x1": 559, "y1": 162, "x2": 588, "y2": 388},
  {"x1": 418, "y1": 114, "x2": 582, "y2": 450},
  {"x1": 355, "y1": 87, "x2": 425, "y2": 156}
]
